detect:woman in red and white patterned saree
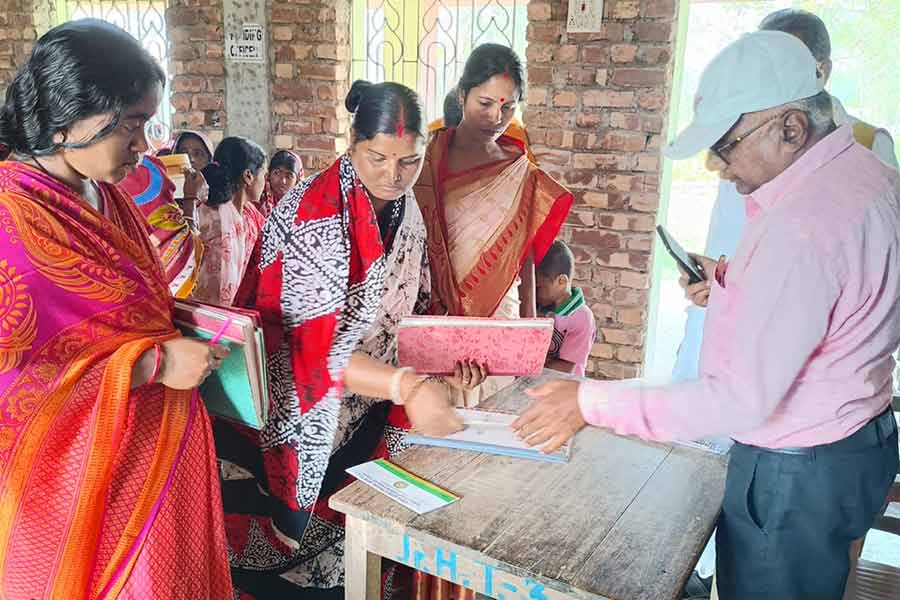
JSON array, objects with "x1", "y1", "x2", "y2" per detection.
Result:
[
  {"x1": 214, "y1": 81, "x2": 471, "y2": 599},
  {"x1": 0, "y1": 20, "x2": 231, "y2": 599}
]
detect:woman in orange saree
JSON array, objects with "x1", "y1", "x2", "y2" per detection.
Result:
[
  {"x1": 0, "y1": 20, "x2": 231, "y2": 599},
  {"x1": 415, "y1": 44, "x2": 573, "y2": 411}
]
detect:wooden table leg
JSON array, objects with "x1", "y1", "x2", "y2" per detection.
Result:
[{"x1": 345, "y1": 515, "x2": 383, "y2": 600}]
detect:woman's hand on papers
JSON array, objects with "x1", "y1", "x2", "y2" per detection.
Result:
[
  {"x1": 403, "y1": 374, "x2": 464, "y2": 437},
  {"x1": 158, "y1": 337, "x2": 230, "y2": 390},
  {"x1": 443, "y1": 360, "x2": 488, "y2": 391},
  {"x1": 513, "y1": 380, "x2": 586, "y2": 453}
]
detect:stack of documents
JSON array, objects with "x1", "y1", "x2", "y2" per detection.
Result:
[
  {"x1": 407, "y1": 408, "x2": 571, "y2": 464},
  {"x1": 173, "y1": 299, "x2": 269, "y2": 428}
]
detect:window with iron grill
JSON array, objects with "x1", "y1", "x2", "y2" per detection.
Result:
[
  {"x1": 351, "y1": 0, "x2": 529, "y2": 124},
  {"x1": 56, "y1": 0, "x2": 172, "y2": 144}
]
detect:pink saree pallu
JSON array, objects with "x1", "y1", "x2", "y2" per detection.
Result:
[{"x1": 0, "y1": 161, "x2": 231, "y2": 599}]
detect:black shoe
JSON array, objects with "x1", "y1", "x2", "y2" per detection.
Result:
[{"x1": 681, "y1": 570, "x2": 712, "y2": 599}]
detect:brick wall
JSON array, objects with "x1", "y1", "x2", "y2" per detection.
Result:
[
  {"x1": 167, "y1": 0, "x2": 227, "y2": 144},
  {"x1": 0, "y1": 0, "x2": 681, "y2": 380},
  {"x1": 269, "y1": 0, "x2": 352, "y2": 172},
  {"x1": 526, "y1": 0, "x2": 678, "y2": 379},
  {"x1": 0, "y1": 0, "x2": 36, "y2": 94}
]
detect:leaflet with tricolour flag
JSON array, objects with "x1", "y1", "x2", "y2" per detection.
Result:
[{"x1": 346, "y1": 459, "x2": 459, "y2": 514}]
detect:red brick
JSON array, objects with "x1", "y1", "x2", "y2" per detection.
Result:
[
  {"x1": 592, "y1": 304, "x2": 615, "y2": 322},
  {"x1": 603, "y1": 173, "x2": 643, "y2": 192},
  {"x1": 611, "y1": 68, "x2": 667, "y2": 87},
  {"x1": 553, "y1": 91, "x2": 577, "y2": 108},
  {"x1": 570, "y1": 229, "x2": 622, "y2": 251},
  {"x1": 527, "y1": 23, "x2": 563, "y2": 44},
  {"x1": 638, "y1": 46, "x2": 671, "y2": 65},
  {"x1": 642, "y1": 0, "x2": 677, "y2": 18},
  {"x1": 612, "y1": 0, "x2": 640, "y2": 19},
  {"x1": 610, "y1": 44, "x2": 638, "y2": 63},
  {"x1": 526, "y1": 44, "x2": 554, "y2": 63},
  {"x1": 301, "y1": 63, "x2": 343, "y2": 80},
  {"x1": 295, "y1": 134, "x2": 340, "y2": 152},
  {"x1": 171, "y1": 94, "x2": 192, "y2": 112},
  {"x1": 601, "y1": 327, "x2": 643, "y2": 347},
  {"x1": 273, "y1": 101, "x2": 295, "y2": 116},
  {"x1": 529, "y1": 66, "x2": 552, "y2": 85},
  {"x1": 629, "y1": 192, "x2": 659, "y2": 212},
  {"x1": 191, "y1": 60, "x2": 224, "y2": 76},
  {"x1": 283, "y1": 118, "x2": 318, "y2": 135},
  {"x1": 172, "y1": 76, "x2": 204, "y2": 93},
  {"x1": 600, "y1": 131, "x2": 647, "y2": 152},
  {"x1": 596, "y1": 68, "x2": 609, "y2": 85},
  {"x1": 272, "y1": 83, "x2": 316, "y2": 101},
  {"x1": 620, "y1": 270, "x2": 650, "y2": 289},
  {"x1": 576, "y1": 113, "x2": 605, "y2": 129},
  {"x1": 192, "y1": 93, "x2": 223, "y2": 111},
  {"x1": 591, "y1": 343, "x2": 615, "y2": 359},
  {"x1": 616, "y1": 345, "x2": 644, "y2": 363},
  {"x1": 272, "y1": 26, "x2": 293, "y2": 41},
  {"x1": 538, "y1": 149, "x2": 572, "y2": 166},
  {"x1": 554, "y1": 45, "x2": 579, "y2": 63},
  {"x1": 637, "y1": 89, "x2": 667, "y2": 111},
  {"x1": 528, "y1": 2, "x2": 552, "y2": 21},
  {"x1": 582, "y1": 45, "x2": 610, "y2": 64},
  {"x1": 583, "y1": 90, "x2": 635, "y2": 108},
  {"x1": 636, "y1": 22, "x2": 672, "y2": 43},
  {"x1": 271, "y1": 6, "x2": 298, "y2": 23},
  {"x1": 568, "y1": 210, "x2": 595, "y2": 227},
  {"x1": 635, "y1": 154, "x2": 660, "y2": 172},
  {"x1": 581, "y1": 192, "x2": 610, "y2": 208},
  {"x1": 529, "y1": 87, "x2": 549, "y2": 106}
]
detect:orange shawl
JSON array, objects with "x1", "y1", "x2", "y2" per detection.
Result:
[{"x1": 414, "y1": 128, "x2": 573, "y2": 317}]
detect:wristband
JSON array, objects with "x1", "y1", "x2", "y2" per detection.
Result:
[{"x1": 390, "y1": 367, "x2": 413, "y2": 404}]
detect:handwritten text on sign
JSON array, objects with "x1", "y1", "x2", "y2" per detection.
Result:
[
  {"x1": 566, "y1": 0, "x2": 604, "y2": 33},
  {"x1": 227, "y1": 23, "x2": 264, "y2": 63},
  {"x1": 395, "y1": 534, "x2": 560, "y2": 600}
]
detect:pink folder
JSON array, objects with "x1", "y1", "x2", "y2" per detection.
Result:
[{"x1": 396, "y1": 316, "x2": 555, "y2": 376}]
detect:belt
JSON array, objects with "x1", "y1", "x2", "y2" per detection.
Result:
[{"x1": 736, "y1": 408, "x2": 897, "y2": 457}]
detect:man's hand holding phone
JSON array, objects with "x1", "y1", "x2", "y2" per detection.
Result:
[{"x1": 678, "y1": 253, "x2": 725, "y2": 307}]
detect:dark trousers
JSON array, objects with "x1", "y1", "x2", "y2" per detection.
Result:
[{"x1": 716, "y1": 409, "x2": 898, "y2": 600}]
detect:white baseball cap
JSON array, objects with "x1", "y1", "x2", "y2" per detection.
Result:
[{"x1": 665, "y1": 30, "x2": 824, "y2": 160}]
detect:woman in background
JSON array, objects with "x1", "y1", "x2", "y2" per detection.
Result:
[
  {"x1": 163, "y1": 129, "x2": 215, "y2": 172},
  {"x1": 0, "y1": 19, "x2": 230, "y2": 598},
  {"x1": 192, "y1": 136, "x2": 267, "y2": 306},
  {"x1": 415, "y1": 43, "x2": 573, "y2": 409},
  {"x1": 258, "y1": 149, "x2": 303, "y2": 217}
]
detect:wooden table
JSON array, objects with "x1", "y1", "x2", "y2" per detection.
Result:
[{"x1": 330, "y1": 374, "x2": 728, "y2": 600}]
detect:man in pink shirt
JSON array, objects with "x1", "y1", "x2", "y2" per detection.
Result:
[{"x1": 514, "y1": 31, "x2": 900, "y2": 599}]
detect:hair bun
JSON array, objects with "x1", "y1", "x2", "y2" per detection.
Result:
[{"x1": 345, "y1": 80, "x2": 373, "y2": 114}]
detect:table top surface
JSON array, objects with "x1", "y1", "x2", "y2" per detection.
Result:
[{"x1": 331, "y1": 373, "x2": 728, "y2": 600}]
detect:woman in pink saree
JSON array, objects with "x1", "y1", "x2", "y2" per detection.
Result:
[
  {"x1": 0, "y1": 20, "x2": 231, "y2": 599},
  {"x1": 192, "y1": 136, "x2": 267, "y2": 306}
]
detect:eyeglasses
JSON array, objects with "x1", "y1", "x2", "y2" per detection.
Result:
[{"x1": 710, "y1": 113, "x2": 783, "y2": 165}]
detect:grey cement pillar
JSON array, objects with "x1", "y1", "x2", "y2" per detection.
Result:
[{"x1": 222, "y1": 0, "x2": 271, "y2": 149}]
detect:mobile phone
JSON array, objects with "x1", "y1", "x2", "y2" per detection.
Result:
[{"x1": 655, "y1": 225, "x2": 706, "y2": 284}]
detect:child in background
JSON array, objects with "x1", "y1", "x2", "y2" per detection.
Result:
[{"x1": 536, "y1": 240, "x2": 596, "y2": 376}]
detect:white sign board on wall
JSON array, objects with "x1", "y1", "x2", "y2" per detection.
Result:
[
  {"x1": 567, "y1": 0, "x2": 604, "y2": 33},
  {"x1": 227, "y1": 23, "x2": 265, "y2": 63}
]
